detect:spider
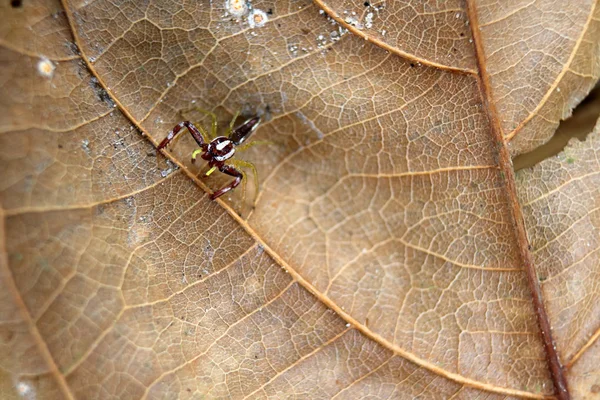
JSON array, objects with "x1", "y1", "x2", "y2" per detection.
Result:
[{"x1": 158, "y1": 108, "x2": 269, "y2": 202}]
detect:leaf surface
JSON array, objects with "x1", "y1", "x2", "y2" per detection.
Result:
[
  {"x1": 1, "y1": 0, "x2": 599, "y2": 399},
  {"x1": 516, "y1": 122, "x2": 600, "y2": 399}
]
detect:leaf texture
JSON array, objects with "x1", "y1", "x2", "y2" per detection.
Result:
[
  {"x1": 517, "y1": 121, "x2": 600, "y2": 398},
  {"x1": 319, "y1": 0, "x2": 600, "y2": 155},
  {"x1": 1, "y1": 0, "x2": 599, "y2": 399}
]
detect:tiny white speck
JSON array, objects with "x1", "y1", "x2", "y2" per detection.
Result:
[
  {"x1": 346, "y1": 323, "x2": 351, "y2": 327},
  {"x1": 556, "y1": 87, "x2": 561, "y2": 92}
]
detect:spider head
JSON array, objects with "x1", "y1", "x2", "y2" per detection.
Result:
[{"x1": 207, "y1": 136, "x2": 235, "y2": 162}]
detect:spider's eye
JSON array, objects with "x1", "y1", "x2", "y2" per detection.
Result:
[{"x1": 230, "y1": 116, "x2": 260, "y2": 145}]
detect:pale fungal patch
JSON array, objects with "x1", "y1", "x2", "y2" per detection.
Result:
[
  {"x1": 16, "y1": 382, "x2": 31, "y2": 395},
  {"x1": 226, "y1": 0, "x2": 248, "y2": 17},
  {"x1": 365, "y1": 12, "x2": 374, "y2": 29},
  {"x1": 248, "y1": 9, "x2": 268, "y2": 28},
  {"x1": 15, "y1": 380, "x2": 34, "y2": 399},
  {"x1": 344, "y1": 16, "x2": 363, "y2": 30},
  {"x1": 37, "y1": 57, "x2": 55, "y2": 78}
]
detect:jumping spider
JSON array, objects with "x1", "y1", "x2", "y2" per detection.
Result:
[{"x1": 158, "y1": 108, "x2": 269, "y2": 202}]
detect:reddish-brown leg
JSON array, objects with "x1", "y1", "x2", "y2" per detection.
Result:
[
  {"x1": 210, "y1": 164, "x2": 243, "y2": 200},
  {"x1": 158, "y1": 121, "x2": 207, "y2": 150}
]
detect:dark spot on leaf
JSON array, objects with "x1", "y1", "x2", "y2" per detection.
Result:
[
  {"x1": 410, "y1": 63, "x2": 415, "y2": 68},
  {"x1": 364, "y1": 1, "x2": 370, "y2": 6},
  {"x1": 267, "y1": 8, "x2": 273, "y2": 15},
  {"x1": 65, "y1": 41, "x2": 80, "y2": 56},
  {"x1": 89, "y1": 77, "x2": 116, "y2": 108},
  {"x1": 11, "y1": 0, "x2": 22, "y2": 8}
]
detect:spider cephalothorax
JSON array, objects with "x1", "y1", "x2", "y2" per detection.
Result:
[
  {"x1": 158, "y1": 109, "x2": 267, "y2": 201},
  {"x1": 204, "y1": 137, "x2": 236, "y2": 162}
]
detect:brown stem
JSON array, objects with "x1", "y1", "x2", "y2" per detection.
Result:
[{"x1": 465, "y1": 1, "x2": 570, "y2": 399}]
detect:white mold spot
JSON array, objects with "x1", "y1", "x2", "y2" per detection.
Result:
[
  {"x1": 248, "y1": 9, "x2": 268, "y2": 28},
  {"x1": 37, "y1": 57, "x2": 55, "y2": 78},
  {"x1": 226, "y1": 0, "x2": 249, "y2": 17},
  {"x1": 365, "y1": 12, "x2": 374, "y2": 29},
  {"x1": 14, "y1": 380, "x2": 35, "y2": 399}
]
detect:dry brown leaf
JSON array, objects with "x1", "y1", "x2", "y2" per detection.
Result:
[
  {"x1": 319, "y1": 0, "x2": 600, "y2": 155},
  {"x1": 517, "y1": 123, "x2": 600, "y2": 399},
  {"x1": 1, "y1": 0, "x2": 599, "y2": 399},
  {"x1": 513, "y1": 84, "x2": 600, "y2": 171}
]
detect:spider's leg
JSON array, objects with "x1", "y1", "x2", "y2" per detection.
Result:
[
  {"x1": 235, "y1": 140, "x2": 273, "y2": 152},
  {"x1": 228, "y1": 162, "x2": 247, "y2": 204},
  {"x1": 227, "y1": 110, "x2": 241, "y2": 135},
  {"x1": 182, "y1": 107, "x2": 219, "y2": 139},
  {"x1": 210, "y1": 164, "x2": 243, "y2": 200},
  {"x1": 191, "y1": 145, "x2": 209, "y2": 164},
  {"x1": 158, "y1": 121, "x2": 206, "y2": 150},
  {"x1": 228, "y1": 159, "x2": 259, "y2": 206}
]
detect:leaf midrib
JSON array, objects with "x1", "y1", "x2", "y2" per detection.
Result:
[{"x1": 465, "y1": 1, "x2": 569, "y2": 398}]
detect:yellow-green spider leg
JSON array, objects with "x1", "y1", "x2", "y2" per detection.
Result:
[
  {"x1": 235, "y1": 140, "x2": 273, "y2": 152},
  {"x1": 228, "y1": 159, "x2": 259, "y2": 204},
  {"x1": 227, "y1": 110, "x2": 241, "y2": 135},
  {"x1": 221, "y1": 160, "x2": 247, "y2": 202},
  {"x1": 191, "y1": 148, "x2": 204, "y2": 163},
  {"x1": 181, "y1": 107, "x2": 218, "y2": 139}
]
